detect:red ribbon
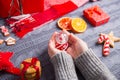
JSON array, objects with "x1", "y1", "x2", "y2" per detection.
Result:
[{"x1": 21, "y1": 58, "x2": 40, "y2": 80}]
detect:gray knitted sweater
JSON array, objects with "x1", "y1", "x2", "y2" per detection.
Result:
[{"x1": 51, "y1": 49, "x2": 117, "y2": 80}]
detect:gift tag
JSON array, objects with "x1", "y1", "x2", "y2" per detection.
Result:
[{"x1": 55, "y1": 31, "x2": 68, "y2": 50}]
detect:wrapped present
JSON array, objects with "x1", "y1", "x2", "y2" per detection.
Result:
[
  {"x1": 55, "y1": 31, "x2": 69, "y2": 50},
  {"x1": 5, "y1": 0, "x2": 89, "y2": 38},
  {"x1": 0, "y1": 0, "x2": 42, "y2": 18},
  {"x1": 41, "y1": 0, "x2": 89, "y2": 11},
  {"x1": 0, "y1": 0, "x2": 89, "y2": 18},
  {"x1": 20, "y1": 58, "x2": 41, "y2": 80},
  {"x1": 83, "y1": 5, "x2": 110, "y2": 26}
]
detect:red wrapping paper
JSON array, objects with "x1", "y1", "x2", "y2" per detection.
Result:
[
  {"x1": 83, "y1": 5, "x2": 110, "y2": 26},
  {"x1": 0, "y1": 0, "x2": 42, "y2": 18},
  {"x1": 0, "y1": 0, "x2": 88, "y2": 18},
  {"x1": 21, "y1": 58, "x2": 40, "y2": 80}
]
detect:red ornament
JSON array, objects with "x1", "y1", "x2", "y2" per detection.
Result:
[
  {"x1": 55, "y1": 31, "x2": 69, "y2": 50},
  {"x1": 56, "y1": 42, "x2": 68, "y2": 50},
  {"x1": 0, "y1": 51, "x2": 21, "y2": 75},
  {"x1": 83, "y1": 5, "x2": 110, "y2": 26}
]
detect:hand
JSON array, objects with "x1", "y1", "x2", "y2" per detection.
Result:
[
  {"x1": 65, "y1": 31, "x2": 88, "y2": 59},
  {"x1": 48, "y1": 32, "x2": 61, "y2": 58}
]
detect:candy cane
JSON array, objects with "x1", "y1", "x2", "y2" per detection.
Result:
[
  {"x1": 103, "y1": 39, "x2": 110, "y2": 56},
  {"x1": 98, "y1": 34, "x2": 108, "y2": 43},
  {"x1": 98, "y1": 34, "x2": 110, "y2": 56}
]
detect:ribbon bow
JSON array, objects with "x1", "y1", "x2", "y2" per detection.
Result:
[{"x1": 21, "y1": 58, "x2": 40, "y2": 80}]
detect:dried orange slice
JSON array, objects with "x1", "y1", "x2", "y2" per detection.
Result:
[
  {"x1": 57, "y1": 17, "x2": 72, "y2": 30},
  {"x1": 71, "y1": 18, "x2": 87, "y2": 33}
]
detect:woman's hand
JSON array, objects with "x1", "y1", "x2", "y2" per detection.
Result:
[
  {"x1": 48, "y1": 30, "x2": 88, "y2": 59},
  {"x1": 48, "y1": 32, "x2": 61, "y2": 58},
  {"x1": 64, "y1": 31, "x2": 88, "y2": 59}
]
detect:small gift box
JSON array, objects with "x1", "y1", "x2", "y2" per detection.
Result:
[
  {"x1": 20, "y1": 58, "x2": 41, "y2": 80},
  {"x1": 83, "y1": 5, "x2": 110, "y2": 26},
  {"x1": 0, "y1": 0, "x2": 42, "y2": 18}
]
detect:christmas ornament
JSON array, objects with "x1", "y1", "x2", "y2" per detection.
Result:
[{"x1": 55, "y1": 31, "x2": 68, "y2": 50}]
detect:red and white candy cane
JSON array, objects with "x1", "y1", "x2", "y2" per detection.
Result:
[
  {"x1": 98, "y1": 34, "x2": 110, "y2": 56},
  {"x1": 98, "y1": 34, "x2": 108, "y2": 43},
  {"x1": 103, "y1": 39, "x2": 110, "y2": 56}
]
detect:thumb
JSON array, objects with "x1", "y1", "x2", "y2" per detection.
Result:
[{"x1": 68, "y1": 33, "x2": 79, "y2": 44}]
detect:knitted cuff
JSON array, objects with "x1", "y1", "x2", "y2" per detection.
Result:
[
  {"x1": 74, "y1": 49, "x2": 116, "y2": 80},
  {"x1": 51, "y1": 51, "x2": 78, "y2": 80}
]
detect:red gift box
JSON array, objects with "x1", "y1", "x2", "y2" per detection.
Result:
[
  {"x1": 41, "y1": 0, "x2": 89, "y2": 11},
  {"x1": 0, "y1": 0, "x2": 42, "y2": 18},
  {"x1": 5, "y1": 0, "x2": 89, "y2": 38},
  {"x1": 83, "y1": 5, "x2": 110, "y2": 26},
  {"x1": 0, "y1": 0, "x2": 89, "y2": 18}
]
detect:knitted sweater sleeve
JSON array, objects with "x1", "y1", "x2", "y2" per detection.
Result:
[
  {"x1": 74, "y1": 48, "x2": 117, "y2": 80},
  {"x1": 51, "y1": 51, "x2": 78, "y2": 80}
]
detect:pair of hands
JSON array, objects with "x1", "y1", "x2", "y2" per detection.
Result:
[{"x1": 48, "y1": 30, "x2": 88, "y2": 59}]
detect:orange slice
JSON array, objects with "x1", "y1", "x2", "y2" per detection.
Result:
[
  {"x1": 71, "y1": 18, "x2": 87, "y2": 33},
  {"x1": 57, "y1": 17, "x2": 72, "y2": 30}
]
